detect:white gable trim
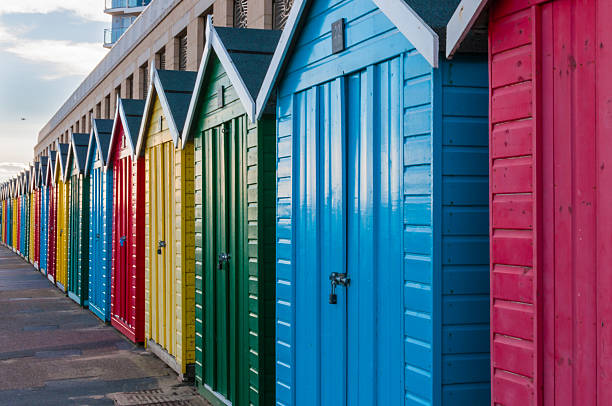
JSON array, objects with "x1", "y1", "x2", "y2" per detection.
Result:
[
  {"x1": 255, "y1": 0, "x2": 439, "y2": 121},
  {"x1": 181, "y1": 17, "x2": 213, "y2": 149},
  {"x1": 446, "y1": 0, "x2": 489, "y2": 58},
  {"x1": 372, "y1": 0, "x2": 439, "y2": 66},
  {"x1": 135, "y1": 67, "x2": 182, "y2": 157},
  {"x1": 84, "y1": 127, "x2": 97, "y2": 175},
  {"x1": 181, "y1": 17, "x2": 257, "y2": 149}
]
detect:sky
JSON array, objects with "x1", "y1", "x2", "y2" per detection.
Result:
[{"x1": 0, "y1": 1, "x2": 110, "y2": 182}]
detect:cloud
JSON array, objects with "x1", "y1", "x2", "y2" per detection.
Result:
[
  {"x1": 0, "y1": 0, "x2": 107, "y2": 22},
  {"x1": 0, "y1": 162, "x2": 29, "y2": 182},
  {"x1": 0, "y1": 22, "x2": 107, "y2": 80},
  {"x1": 5, "y1": 39, "x2": 108, "y2": 79}
]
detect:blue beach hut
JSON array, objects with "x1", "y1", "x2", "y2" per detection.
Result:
[
  {"x1": 256, "y1": 0, "x2": 491, "y2": 404},
  {"x1": 85, "y1": 118, "x2": 114, "y2": 321}
]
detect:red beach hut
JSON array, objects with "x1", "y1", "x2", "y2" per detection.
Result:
[
  {"x1": 106, "y1": 97, "x2": 147, "y2": 343},
  {"x1": 447, "y1": 0, "x2": 612, "y2": 404}
]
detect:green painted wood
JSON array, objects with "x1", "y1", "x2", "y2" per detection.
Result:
[
  {"x1": 68, "y1": 171, "x2": 90, "y2": 305},
  {"x1": 192, "y1": 56, "x2": 276, "y2": 406}
]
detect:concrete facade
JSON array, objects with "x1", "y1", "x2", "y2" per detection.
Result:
[{"x1": 35, "y1": 0, "x2": 276, "y2": 160}]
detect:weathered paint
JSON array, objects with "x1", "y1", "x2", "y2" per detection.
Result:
[
  {"x1": 55, "y1": 144, "x2": 70, "y2": 292},
  {"x1": 183, "y1": 25, "x2": 280, "y2": 404},
  {"x1": 107, "y1": 98, "x2": 146, "y2": 343},
  {"x1": 137, "y1": 70, "x2": 197, "y2": 377},
  {"x1": 271, "y1": 0, "x2": 491, "y2": 404},
  {"x1": 67, "y1": 133, "x2": 90, "y2": 306},
  {"x1": 87, "y1": 120, "x2": 114, "y2": 322},
  {"x1": 481, "y1": 0, "x2": 612, "y2": 404}
]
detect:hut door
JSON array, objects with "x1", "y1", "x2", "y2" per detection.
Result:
[
  {"x1": 149, "y1": 141, "x2": 175, "y2": 352},
  {"x1": 114, "y1": 157, "x2": 131, "y2": 323},
  {"x1": 91, "y1": 166, "x2": 103, "y2": 307},
  {"x1": 295, "y1": 64, "x2": 403, "y2": 405},
  {"x1": 69, "y1": 175, "x2": 80, "y2": 296},
  {"x1": 203, "y1": 120, "x2": 244, "y2": 403}
]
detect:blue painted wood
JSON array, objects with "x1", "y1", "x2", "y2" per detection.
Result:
[
  {"x1": 87, "y1": 144, "x2": 113, "y2": 322},
  {"x1": 274, "y1": 0, "x2": 490, "y2": 404},
  {"x1": 40, "y1": 186, "x2": 49, "y2": 274}
]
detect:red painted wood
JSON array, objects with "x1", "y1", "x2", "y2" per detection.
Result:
[
  {"x1": 490, "y1": 0, "x2": 612, "y2": 404},
  {"x1": 491, "y1": 121, "x2": 533, "y2": 159},
  {"x1": 47, "y1": 181, "x2": 57, "y2": 281},
  {"x1": 596, "y1": 2, "x2": 612, "y2": 403},
  {"x1": 109, "y1": 122, "x2": 145, "y2": 343}
]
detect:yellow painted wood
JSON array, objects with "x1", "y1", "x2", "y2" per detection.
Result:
[
  {"x1": 143, "y1": 96, "x2": 195, "y2": 374},
  {"x1": 55, "y1": 179, "x2": 69, "y2": 290}
]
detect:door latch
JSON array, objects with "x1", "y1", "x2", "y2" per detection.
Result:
[
  {"x1": 119, "y1": 236, "x2": 126, "y2": 247},
  {"x1": 218, "y1": 252, "x2": 231, "y2": 270},
  {"x1": 329, "y1": 272, "x2": 350, "y2": 304},
  {"x1": 157, "y1": 240, "x2": 166, "y2": 255}
]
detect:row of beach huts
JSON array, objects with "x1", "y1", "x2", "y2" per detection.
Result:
[{"x1": 0, "y1": 0, "x2": 610, "y2": 405}]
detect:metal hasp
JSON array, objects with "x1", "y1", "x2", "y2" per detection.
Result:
[
  {"x1": 329, "y1": 272, "x2": 350, "y2": 304},
  {"x1": 157, "y1": 240, "x2": 166, "y2": 255},
  {"x1": 217, "y1": 252, "x2": 230, "y2": 270},
  {"x1": 119, "y1": 235, "x2": 126, "y2": 247}
]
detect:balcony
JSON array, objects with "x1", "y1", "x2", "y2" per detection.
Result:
[
  {"x1": 103, "y1": 27, "x2": 127, "y2": 48},
  {"x1": 104, "y1": 0, "x2": 151, "y2": 14}
]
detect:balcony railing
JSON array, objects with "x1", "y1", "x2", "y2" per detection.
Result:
[
  {"x1": 104, "y1": 0, "x2": 151, "y2": 11},
  {"x1": 104, "y1": 27, "x2": 128, "y2": 46}
]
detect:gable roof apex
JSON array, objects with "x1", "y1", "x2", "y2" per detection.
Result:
[{"x1": 182, "y1": 17, "x2": 282, "y2": 148}]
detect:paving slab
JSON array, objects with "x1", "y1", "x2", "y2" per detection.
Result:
[{"x1": 0, "y1": 245, "x2": 210, "y2": 406}]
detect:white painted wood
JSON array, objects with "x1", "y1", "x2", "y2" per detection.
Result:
[
  {"x1": 446, "y1": 0, "x2": 489, "y2": 58},
  {"x1": 372, "y1": 0, "x2": 439, "y2": 67},
  {"x1": 181, "y1": 16, "x2": 213, "y2": 149}
]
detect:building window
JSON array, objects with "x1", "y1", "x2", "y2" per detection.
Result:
[
  {"x1": 273, "y1": 0, "x2": 293, "y2": 30},
  {"x1": 82, "y1": 116, "x2": 86, "y2": 133},
  {"x1": 88, "y1": 110, "x2": 93, "y2": 132},
  {"x1": 140, "y1": 62, "x2": 149, "y2": 99},
  {"x1": 178, "y1": 32, "x2": 187, "y2": 71},
  {"x1": 126, "y1": 75, "x2": 134, "y2": 99},
  {"x1": 104, "y1": 94, "x2": 111, "y2": 119},
  {"x1": 96, "y1": 102, "x2": 102, "y2": 118},
  {"x1": 75, "y1": 122, "x2": 79, "y2": 133},
  {"x1": 156, "y1": 47, "x2": 166, "y2": 70},
  {"x1": 233, "y1": 0, "x2": 248, "y2": 28},
  {"x1": 114, "y1": 85, "x2": 121, "y2": 113}
]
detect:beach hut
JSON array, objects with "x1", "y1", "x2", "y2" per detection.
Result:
[
  {"x1": 12, "y1": 178, "x2": 18, "y2": 251},
  {"x1": 106, "y1": 98, "x2": 147, "y2": 343},
  {"x1": 19, "y1": 171, "x2": 27, "y2": 257},
  {"x1": 135, "y1": 68, "x2": 197, "y2": 379},
  {"x1": 446, "y1": 1, "x2": 612, "y2": 404},
  {"x1": 181, "y1": 21, "x2": 281, "y2": 403},
  {"x1": 11, "y1": 178, "x2": 17, "y2": 250},
  {"x1": 256, "y1": 0, "x2": 491, "y2": 404},
  {"x1": 86, "y1": 118, "x2": 114, "y2": 321},
  {"x1": 54, "y1": 143, "x2": 70, "y2": 292},
  {"x1": 31, "y1": 162, "x2": 39, "y2": 268},
  {"x1": 66, "y1": 133, "x2": 90, "y2": 305},
  {"x1": 38, "y1": 156, "x2": 49, "y2": 275},
  {"x1": 46, "y1": 151, "x2": 58, "y2": 284}
]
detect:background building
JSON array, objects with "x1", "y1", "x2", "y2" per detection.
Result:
[
  {"x1": 34, "y1": 0, "x2": 294, "y2": 161},
  {"x1": 104, "y1": 0, "x2": 153, "y2": 48}
]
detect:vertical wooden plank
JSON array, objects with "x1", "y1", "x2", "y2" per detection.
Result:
[{"x1": 596, "y1": 1, "x2": 612, "y2": 403}]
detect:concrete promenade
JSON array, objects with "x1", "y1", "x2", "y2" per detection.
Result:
[{"x1": 0, "y1": 245, "x2": 209, "y2": 405}]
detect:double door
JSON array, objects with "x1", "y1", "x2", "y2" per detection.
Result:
[
  {"x1": 147, "y1": 140, "x2": 176, "y2": 354},
  {"x1": 293, "y1": 64, "x2": 403, "y2": 405},
  {"x1": 90, "y1": 166, "x2": 108, "y2": 314},
  {"x1": 113, "y1": 156, "x2": 133, "y2": 325},
  {"x1": 201, "y1": 119, "x2": 247, "y2": 404}
]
